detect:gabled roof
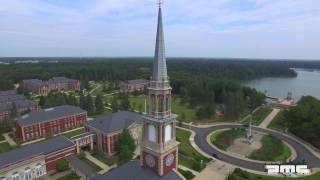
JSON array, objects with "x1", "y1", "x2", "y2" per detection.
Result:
[
  {"x1": 84, "y1": 111, "x2": 143, "y2": 134},
  {"x1": 127, "y1": 79, "x2": 149, "y2": 85},
  {"x1": 16, "y1": 105, "x2": 86, "y2": 126},
  {"x1": 93, "y1": 160, "x2": 182, "y2": 180},
  {"x1": 0, "y1": 136, "x2": 74, "y2": 169}
]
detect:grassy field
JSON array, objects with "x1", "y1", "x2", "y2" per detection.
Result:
[
  {"x1": 0, "y1": 142, "x2": 12, "y2": 153},
  {"x1": 0, "y1": 134, "x2": 4, "y2": 141},
  {"x1": 63, "y1": 128, "x2": 86, "y2": 138},
  {"x1": 176, "y1": 128, "x2": 211, "y2": 171},
  {"x1": 229, "y1": 168, "x2": 320, "y2": 180},
  {"x1": 56, "y1": 172, "x2": 79, "y2": 180},
  {"x1": 268, "y1": 110, "x2": 287, "y2": 131},
  {"x1": 210, "y1": 128, "x2": 245, "y2": 150},
  {"x1": 178, "y1": 168, "x2": 195, "y2": 180},
  {"x1": 243, "y1": 107, "x2": 273, "y2": 125},
  {"x1": 91, "y1": 151, "x2": 118, "y2": 166},
  {"x1": 249, "y1": 135, "x2": 291, "y2": 162}
]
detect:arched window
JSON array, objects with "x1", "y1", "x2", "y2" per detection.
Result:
[
  {"x1": 12, "y1": 172, "x2": 19, "y2": 180},
  {"x1": 164, "y1": 124, "x2": 172, "y2": 142},
  {"x1": 148, "y1": 125, "x2": 156, "y2": 142},
  {"x1": 24, "y1": 167, "x2": 31, "y2": 180},
  {"x1": 35, "y1": 163, "x2": 43, "y2": 177}
]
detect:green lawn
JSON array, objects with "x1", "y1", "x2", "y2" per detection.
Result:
[
  {"x1": 91, "y1": 150, "x2": 119, "y2": 166},
  {"x1": 249, "y1": 135, "x2": 291, "y2": 162},
  {"x1": 63, "y1": 128, "x2": 85, "y2": 138},
  {"x1": 243, "y1": 107, "x2": 273, "y2": 125},
  {"x1": 128, "y1": 95, "x2": 197, "y2": 122},
  {"x1": 176, "y1": 128, "x2": 211, "y2": 171},
  {"x1": 268, "y1": 110, "x2": 287, "y2": 131},
  {"x1": 0, "y1": 134, "x2": 5, "y2": 141},
  {"x1": 0, "y1": 142, "x2": 12, "y2": 153},
  {"x1": 178, "y1": 168, "x2": 195, "y2": 180},
  {"x1": 80, "y1": 157, "x2": 102, "y2": 172},
  {"x1": 229, "y1": 168, "x2": 320, "y2": 180},
  {"x1": 56, "y1": 172, "x2": 79, "y2": 180},
  {"x1": 210, "y1": 128, "x2": 245, "y2": 150}
]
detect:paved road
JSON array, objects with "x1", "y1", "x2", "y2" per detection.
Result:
[{"x1": 182, "y1": 124, "x2": 320, "y2": 172}]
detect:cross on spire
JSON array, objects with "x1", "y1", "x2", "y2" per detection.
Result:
[{"x1": 157, "y1": 0, "x2": 163, "y2": 8}]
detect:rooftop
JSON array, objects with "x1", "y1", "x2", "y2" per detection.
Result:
[
  {"x1": 16, "y1": 105, "x2": 86, "y2": 126},
  {"x1": 93, "y1": 160, "x2": 182, "y2": 180},
  {"x1": 126, "y1": 79, "x2": 149, "y2": 85},
  {"x1": 84, "y1": 111, "x2": 143, "y2": 134},
  {"x1": 0, "y1": 136, "x2": 74, "y2": 169}
]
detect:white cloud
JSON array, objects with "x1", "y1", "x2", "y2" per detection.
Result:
[{"x1": 0, "y1": 0, "x2": 319, "y2": 59}]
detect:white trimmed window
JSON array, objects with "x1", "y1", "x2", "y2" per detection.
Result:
[
  {"x1": 24, "y1": 167, "x2": 31, "y2": 180},
  {"x1": 36, "y1": 163, "x2": 43, "y2": 177},
  {"x1": 12, "y1": 172, "x2": 19, "y2": 180},
  {"x1": 164, "y1": 124, "x2": 172, "y2": 142},
  {"x1": 148, "y1": 125, "x2": 156, "y2": 142}
]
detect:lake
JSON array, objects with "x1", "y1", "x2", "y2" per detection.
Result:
[{"x1": 244, "y1": 69, "x2": 320, "y2": 101}]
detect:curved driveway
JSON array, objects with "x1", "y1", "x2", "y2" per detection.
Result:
[{"x1": 183, "y1": 124, "x2": 320, "y2": 172}]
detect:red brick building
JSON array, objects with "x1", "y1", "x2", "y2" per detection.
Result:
[
  {"x1": 119, "y1": 79, "x2": 149, "y2": 93},
  {"x1": 22, "y1": 77, "x2": 81, "y2": 96},
  {"x1": 0, "y1": 90, "x2": 38, "y2": 123},
  {"x1": 15, "y1": 105, "x2": 87, "y2": 142},
  {"x1": 0, "y1": 136, "x2": 76, "y2": 179},
  {"x1": 84, "y1": 111, "x2": 143, "y2": 156}
]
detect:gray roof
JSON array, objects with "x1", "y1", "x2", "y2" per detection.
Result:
[
  {"x1": 0, "y1": 136, "x2": 74, "y2": 169},
  {"x1": 153, "y1": 7, "x2": 168, "y2": 82},
  {"x1": 23, "y1": 79, "x2": 44, "y2": 86},
  {"x1": 48, "y1": 77, "x2": 78, "y2": 84},
  {"x1": 16, "y1": 105, "x2": 86, "y2": 126},
  {"x1": 0, "y1": 90, "x2": 17, "y2": 97},
  {"x1": 0, "y1": 100, "x2": 37, "y2": 112},
  {"x1": 127, "y1": 79, "x2": 149, "y2": 85},
  {"x1": 85, "y1": 111, "x2": 143, "y2": 134},
  {"x1": 93, "y1": 160, "x2": 182, "y2": 180}
]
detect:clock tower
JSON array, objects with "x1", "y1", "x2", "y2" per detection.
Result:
[{"x1": 141, "y1": 2, "x2": 179, "y2": 176}]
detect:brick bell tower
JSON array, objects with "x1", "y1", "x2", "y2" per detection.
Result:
[{"x1": 140, "y1": 1, "x2": 179, "y2": 176}]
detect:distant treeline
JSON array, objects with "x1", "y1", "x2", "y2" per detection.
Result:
[{"x1": 1, "y1": 58, "x2": 313, "y2": 119}]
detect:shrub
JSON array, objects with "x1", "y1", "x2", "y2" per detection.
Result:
[
  {"x1": 178, "y1": 168, "x2": 195, "y2": 180},
  {"x1": 56, "y1": 159, "x2": 69, "y2": 172}
]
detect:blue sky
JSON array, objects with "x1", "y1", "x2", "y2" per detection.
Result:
[{"x1": 0, "y1": 0, "x2": 319, "y2": 60}]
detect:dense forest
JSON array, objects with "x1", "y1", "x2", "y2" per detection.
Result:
[
  {"x1": 278, "y1": 96, "x2": 320, "y2": 149},
  {"x1": 0, "y1": 58, "x2": 313, "y2": 119}
]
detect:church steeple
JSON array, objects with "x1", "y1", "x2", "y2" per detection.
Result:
[
  {"x1": 141, "y1": 2, "x2": 179, "y2": 176},
  {"x1": 153, "y1": 3, "x2": 168, "y2": 82}
]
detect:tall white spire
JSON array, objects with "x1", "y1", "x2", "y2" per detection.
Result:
[{"x1": 152, "y1": 2, "x2": 168, "y2": 82}]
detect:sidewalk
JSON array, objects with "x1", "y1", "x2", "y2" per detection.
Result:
[
  {"x1": 3, "y1": 133, "x2": 17, "y2": 146},
  {"x1": 84, "y1": 151, "x2": 111, "y2": 175},
  {"x1": 259, "y1": 108, "x2": 280, "y2": 128},
  {"x1": 178, "y1": 165, "x2": 199, "y2": 176}
]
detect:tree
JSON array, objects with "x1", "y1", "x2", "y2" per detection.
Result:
[
  {"x1": 120, "y1": 94, "x2": 130, "y2": 111},
  {"x1": 95, "y1": 94, "x2": 104, "y2": 114},
  {"x1": 79, "y1": 93, "x2": 86, "y2": 110},
  {"x1": 10, "y1": 103, "x2": 18, "y2": 119},
  {"x1": 86, "y1": 95, "x2": 95, "y2": 116},
  {"x1": 111, "y1": 97, "x2": 119, "y2": 112},
  {"x1": 56, "y1": 159, "x2": 69, "y2": 172},
  {"x1": 39, "y1": 96, "x2": 45, "y2": 107},
  {"x1": 118, "y1": 129, "x2": 136, "y2": 164}
]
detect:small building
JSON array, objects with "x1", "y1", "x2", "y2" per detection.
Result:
[
  {"x1": 84, "y1": 111, "x2": 143, "y2": 156},
  {"x1": 119, "y1": 79, "x2": 149, "y2": 93},
  {"x1": 22, "y1": 77, "x2": 81, "y2": 96},
  {"x1": 15, "y1": 105, "x2": 87, "y2": 142},
  {"x1": 0, "y1": 90, "x2": 38, "y2": 123},
  {"x1": 0, "y1": 136, "x2": 75, "y2": 179}
]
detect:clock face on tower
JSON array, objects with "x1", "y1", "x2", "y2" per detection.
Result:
[
  {"x1": 146, "y1": 154, "x2": 156, "y2": 168},
  {"x1": 165, "y1": 153, "x2": 175, "y2": 167}
]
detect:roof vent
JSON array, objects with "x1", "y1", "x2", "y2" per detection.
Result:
[
  {"x1": 45, "y1": 108, "x2": 55, "y2": 111},
  {"x1": 22, "y1": 114, "x2": 29, "y2": 119}
]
